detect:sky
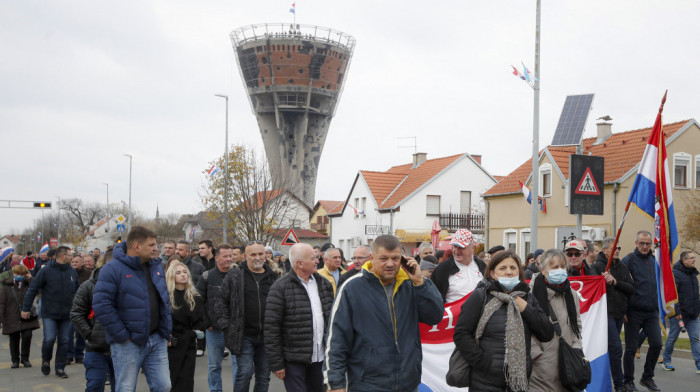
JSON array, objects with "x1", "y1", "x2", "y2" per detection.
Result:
[{"x1": 1, "y1": 0, "x2": 699, "y2": 235}]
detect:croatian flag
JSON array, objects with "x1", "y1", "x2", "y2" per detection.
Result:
[
  {"x1": 419, "y1": 276, "x2": 611, "y2": 392},
  {"x1": 208, "y1": 164, "x2": 220, "y2": 177},
  {"x1": 518, "y1": 181, "x2": 546, "y2": 213},
  {"x1": 40, "y1": 242, "x2": 50, "y2": 254},
  {"x1": 290, "y1": 2, "x2": 295, "y2": 13},
  {"x1": 627, "y1": 92, "x2": 678, "y2": 325}
]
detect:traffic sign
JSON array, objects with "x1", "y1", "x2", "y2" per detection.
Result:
[
  {"x1": 116, "y1": 215, "x2": 127, "y2": 223},
  {"x1": 281, "y1": 228, "x2": 300, "y2": 246},
  {"x1": 116, "y1": 224, "x2": 126, "y2": 232},
  {"x1": 569, "y1": 154, "x2": 604, "y2": 215}
]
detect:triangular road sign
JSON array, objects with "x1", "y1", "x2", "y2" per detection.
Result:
[
  {"x1": 281, "y1": 228, "x2": 300, "y2": 246},
  {"x1": 575, "y1": 167, "x2": 601, "y2": 195}
]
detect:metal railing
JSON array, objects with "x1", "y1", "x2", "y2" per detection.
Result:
[
  {"x1": 230, "y1": 23, "x2": 356, "y2": 51},
  {"x1": 439, "y1": 213, "x2": 485, "y2": 233}
]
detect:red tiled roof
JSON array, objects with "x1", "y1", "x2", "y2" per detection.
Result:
[
  {"x1": 317, "y1": 200, "x2": 343, "y2": 213},
  {"x1": 272, "y1": 228, "x2": 329, "y2": 239},
  {"x1": 493, "y1": 175, "x2": 506, "y2": 182},
  {"x1": 362, "y1": 153, "x2": 465, "y2": 209},
  {"x1": 484, "y1": 120, "x2": 690, "y2": 196},
  {"x1": 327, "y1": 202, "x2": 345, "y2": 214}
]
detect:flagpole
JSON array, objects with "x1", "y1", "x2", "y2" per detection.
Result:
[{"x1": 530, "y1": 0, "x2": 542, "y2": 251}]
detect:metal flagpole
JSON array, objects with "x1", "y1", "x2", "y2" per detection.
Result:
[{"x1": 530, "y1": 0, "x2": 542, "y2": 251}]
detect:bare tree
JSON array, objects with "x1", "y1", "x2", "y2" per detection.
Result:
[{"x1": 60, "y1": 198, "x2": 107, "y2": 235}]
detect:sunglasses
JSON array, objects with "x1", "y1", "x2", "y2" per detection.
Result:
[
  {"x1": 566, "y1": 251, "x2": 582, "y2": 258},
  {"x1": 246, "y1": 240, "x2": 263, "y2": 246}
]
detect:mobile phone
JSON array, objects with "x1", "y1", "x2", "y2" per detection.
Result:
[{"x1": 401, "y1": 256, "x2": 416, "y2": 274}]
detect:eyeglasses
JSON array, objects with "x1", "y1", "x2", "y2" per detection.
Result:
[
  {"x1": 616, "y1": 246, "x2": 622, "y2": 251},
  {"x1": 566, "y1": 251, "x2": 582, "y2": 258},
  {"x1": 637, "y1": 241, "x2": 652, "y2": 246},
  {"x1": 246, "y1": 240, "x2": 263, "y2": 246},
  {"x1": 351, "y1": 256, "x2": 369, "y2": 261}
]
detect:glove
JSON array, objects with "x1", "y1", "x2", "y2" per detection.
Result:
[{"x1": 194, "y1": 330, "x2": 205, "y2": 339}]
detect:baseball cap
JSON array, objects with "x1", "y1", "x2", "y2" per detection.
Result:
[
  {"x1": 449, "y1": 229, "x2": 474, "y2": 249},
  {"x1": 533, "y1": 248, "x2": 545, "y2": 259},
  {"x1": 564, "y1": 240, "x2": 584, "y2": 251},
  {"x1": 420, "y1": 260, "x2": 437, "y2": 271}
]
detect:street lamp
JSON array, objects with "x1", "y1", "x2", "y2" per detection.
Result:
[
  {"x1": 214, "y1": 94, "x2": 229, "y2": 244},
  {"x1": 529, "y1": 0, "x2": 542, "y2": 250},
  {"x1": 102, "y1": 183, "x2": 110, "y2": 233},
  {"x1": 56, "y1": 196, "x2": 61, "y2": 246},
  {"x1": 123, "y1": 154, "x2": 133, "y2": 233}
]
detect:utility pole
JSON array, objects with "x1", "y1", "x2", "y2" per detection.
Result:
[
  {"x1": 215, "y1": 94, "x2": 229, "y2": 244},
  {"x1": 123, "y1": 154, "x2": 133, "y2": 233},
  {"x1": 530, "y1": 0, "x2": 542, "y2": 251}
]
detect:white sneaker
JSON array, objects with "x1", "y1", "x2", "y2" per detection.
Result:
[
  {"x1": 223, "y1": 348, "x2": 230, "y2": 359},
  {"x1": 196, "y1": 350, "x2": 204, "y2": 357}
]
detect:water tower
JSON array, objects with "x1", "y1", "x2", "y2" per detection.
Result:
[{"x1": 230, "y1": 24, "x2": 355, "y2": 207}]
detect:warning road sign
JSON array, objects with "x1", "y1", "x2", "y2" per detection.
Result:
[
  {"x1": 575, "y1": 167, "x2": 601, "y2": 195},
  {"x1": 281, "y1": 228, "x2": 300, "y2": 246}
]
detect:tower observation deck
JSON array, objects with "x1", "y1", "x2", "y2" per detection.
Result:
[{"x1": 230, "y1": 23, "x2": 355, "y2": 207}]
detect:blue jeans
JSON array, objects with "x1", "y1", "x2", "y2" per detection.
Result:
[
  {"x1": 663, "y1": 316, "x2": 700, "y2": 368},
  {"x1": 624, "y1": 310, "x2": 662, "y2": 382},
  {"x1": 607, "y1": 317, "x2": 624, "y2": 387},
  {"x1": 110, "y1": 333, "x2": 171, "y2": 392},
  {"x1": 234, "y1": 335, "x2": 270, "y2": 392},
  {"x1": 67, "y1": 323, "x2": 86, "y2": 360},
  {"x1": 206, "y1": 329, "x2": 237, "y2": 392},
  {"x1": 84, "y1": 351, "x2": 115, "y2": 392},
  {"x1": 41, "y1": 318, "x2": 72, "y2": 371}
]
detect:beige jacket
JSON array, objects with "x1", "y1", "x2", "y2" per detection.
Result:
[
  {"x1": 318, "y1": 265, "x2": 346, "y2": 295},
  {"x1": 529, "y1": 276, "x2": 583, "y2": 392}
]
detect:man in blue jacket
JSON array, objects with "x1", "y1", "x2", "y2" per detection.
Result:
[
  {"x1": 93, "y1": 226, "x2": 172, "y2": 392},
  {"x1": 323, "y1": 235, "x2": 443, "y2": 392},
  {"x1": 622, "y1": 230, "x2": 662, "y2": 392},
  {"x1": 22, "y1": 245, "x2": 79, "y2": 379},
  {"x1": 662, "y1": 251, "x2": 700, "y2": 373}
]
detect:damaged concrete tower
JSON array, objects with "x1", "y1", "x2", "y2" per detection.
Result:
[{"x1": 230, "y1": 24, "x2": 355, "y2": 207}]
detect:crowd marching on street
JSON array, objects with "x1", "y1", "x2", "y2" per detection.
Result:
[{"x1": 0, "y1": 225, "x2": 698, "y2": 392}]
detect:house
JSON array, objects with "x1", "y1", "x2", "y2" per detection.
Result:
[
  {"x1": 0, "y1": 235, "x2": 20, "y2": 249},
  {"x1": 310, "y1": 200, "x2": 344, "y2": 236},
  {"x1": 483, "y1": 119, "x2": 700, "y2": 260},
  {"x1": 181, "y1": 211, "x2": 216, "y2": 242},
  {"x1": 330, "y1": 152, "x2": 498, "y2": 256}
]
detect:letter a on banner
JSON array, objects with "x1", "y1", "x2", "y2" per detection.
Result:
[{"x1": 281, "y1": 228, "x2": 300, "y2": 245}]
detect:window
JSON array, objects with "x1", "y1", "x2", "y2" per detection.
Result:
[
  {"x1": 539, "y1": 163, "x2": 552, "y2": 197},
  {"x1": 460, "y1": 191, "x2": 472, "y2": 214},
  {"x1": 673, "y1": 153, "x2": 691, "y2": 189},
  {"x1": 520, "y1": 229, "x2": 531, "y2": 261},
  {"x1": 503, "y1": 229, "x2": 517, "y2": 252},
  {"x1": 426, "y1": 195, "x2": 441, "y2": 215},
  {"x1": 354, "y1": 197, "x2": 359, "y2": 218},
  {"x1": 360, "y1": 197, "x2": 367, "y2": 217}
]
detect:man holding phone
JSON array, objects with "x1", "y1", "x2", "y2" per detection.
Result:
[{"x1": 324, "y1": 235, "x2": 443, "y2": 392}]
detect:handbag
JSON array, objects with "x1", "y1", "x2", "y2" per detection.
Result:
[
  {"x1": 11, "y1": 287, "x2": 38, "y2": 321},
  {"x1": 547, "y1": 303, "x2": 591, "y2": 391},
  {"x1": 445, "y1": 346, "x2": 470, "y2": 387}
]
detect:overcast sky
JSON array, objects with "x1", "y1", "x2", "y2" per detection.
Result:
[{"x1": 1, "y1": 0, "x2": 698, "y2": 235}]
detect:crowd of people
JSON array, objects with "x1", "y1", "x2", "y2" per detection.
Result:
[{"x1": 0, "y1": 226, "x2": 698, "y2": 392}]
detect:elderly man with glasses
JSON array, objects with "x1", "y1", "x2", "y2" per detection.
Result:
[
  {"x1": 337, "y1": 246, "x2": 371, "y2": 290},
  {"x1": 621, "y1": 230, "x2": 662, "y2": 392}
]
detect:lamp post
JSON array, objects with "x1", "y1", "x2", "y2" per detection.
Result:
[
  {"x1": 102, "y1": 183, "x2": 110, "y2": 233},
  {"x1": 56, "y1": 196, "x2": 61, "y2": 246},
  {"x1": 123, "y1": 154, "x2": 133, "y2": 233},
  {"x1": 529, "y1": 0, "x2": 542, "y2": 251},
  {"x1": 214, "y1": 94, "x2": 229, "y2": 244}
]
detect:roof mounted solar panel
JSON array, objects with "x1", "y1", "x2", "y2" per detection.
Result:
[{"x1": 551, "y1": 94, "x2": 595, "y2": 146}]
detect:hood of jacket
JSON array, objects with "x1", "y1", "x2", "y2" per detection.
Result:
[{"x1": 674, "y1": 260, "x2": 698, "y2": 275}]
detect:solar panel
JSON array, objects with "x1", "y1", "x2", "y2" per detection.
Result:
[{"x1": 551, "y1": 94, "x2": 595, "y2": 146}]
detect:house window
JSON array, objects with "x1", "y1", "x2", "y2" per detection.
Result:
[
  {"x1": 503, "y1": 229, "x2": 517, "y2": 252},
  {"x1": 354, "y1": 197, "x2": 360, "y2": 218},
  {"x1": 673, "y1": 153, "x2": 691, "y2": 189},
  {"x1": 520, "y1": 229, "x2": 531, "y2": 261},
  {"x1": 460, "y1": 191, "x2": 471, "y2": 214},
  {"x1": 539, "y1": 163, "x2": 552, "y2": 197},
  {"x1": 426, "y1": 195, "x2": 441, "y2": 216},
  {"x1": 361, "y1": 197, "x2": 367, "y2": 217}
]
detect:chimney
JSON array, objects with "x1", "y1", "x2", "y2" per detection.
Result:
[
  {"x1": 412, "y1": 152, "x2": 427, "y2": 168},
  {"x1": 594, "y1": 121, "x2": 612, "y2": 145},
  {"x1": 471, "y1": 154, "x2": 482, "y2": 165}
]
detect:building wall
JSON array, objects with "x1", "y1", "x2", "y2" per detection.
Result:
[
  {"x1": 309, "y1": 205, "x2": 331, "y2": 235},
  {"x1": 330, "y1": 177, "x2": 381, "y2": 256}
]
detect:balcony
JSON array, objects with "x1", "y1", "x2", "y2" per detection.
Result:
[
  {"x1": 310, "y1": 222, "x2": 328, "y2": 232},
  {"x1": 439, "y1": 213, "x2": 485, "y2": 233}
]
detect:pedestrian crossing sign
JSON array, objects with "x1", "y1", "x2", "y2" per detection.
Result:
[{"x1": 575, "y1": 167, "x2": 600, "y2": 195}]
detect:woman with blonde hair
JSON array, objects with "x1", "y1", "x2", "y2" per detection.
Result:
[{"x1": 165, "y1": 261, "x2": 206, "y2": 392}]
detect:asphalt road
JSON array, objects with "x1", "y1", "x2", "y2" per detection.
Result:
[{"x1": 0, "y1": 330, "x2": 697, "y2": 391}]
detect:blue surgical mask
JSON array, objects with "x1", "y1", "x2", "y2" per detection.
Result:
[
  {"x1": 498, "y1": 276, "x2": 520, "y2": 291},
  {"x1": 13, "y1": 276, "x2": 25, "y2": 282},
  {"x1": 547, "y1": 268, "x2": 568, "y2": 285}
]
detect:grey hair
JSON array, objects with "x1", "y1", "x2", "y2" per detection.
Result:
[
  {"x1": 354, "y1": 245, "x2": 371, "y2": 255},
  {"x1": 636, "y1": 230, "x2": 652, "y2": 240},
  {"x1": 289, "y1": 243, "x2": 312, "y2": 270},
  {"x1": 601, "y1": 237, "x2": 615, "y2": 250},
  {"x1": 324, "y1": 247, "x2": 340, "y2": 259},
  {"x1": 418, "y1": 242, "x2": 433, "y2": 251},
  {"x1": 539, "y1": 249, "x2": 567, "y2": 271}
]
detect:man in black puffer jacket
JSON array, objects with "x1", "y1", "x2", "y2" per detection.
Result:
[
  {"x1": 70, "y1": 267, "x2": 115, "y2": 389},
  {"x1": 264, "y1": 243, "x2": 334, "y2": 392}
]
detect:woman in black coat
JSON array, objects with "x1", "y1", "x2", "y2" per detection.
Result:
[
  {"x1": 453, "y1": 250, "x2": 554, "y2": 392},
  {"x1": 0, "y1": 264, "x2": 40, "y2": 368},
  {"x1": 166, "y1": 261, "x2": 207, "y2": 392}
]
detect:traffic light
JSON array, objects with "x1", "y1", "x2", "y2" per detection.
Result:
[{"x1": 33, "y1": 202, "x2": 52, "y2": 208}]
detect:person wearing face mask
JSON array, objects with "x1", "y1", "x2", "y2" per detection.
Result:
[
  {"x1": 0, "y1": 264, "x2": 40, "y2": 368},
  {"x1": 453, "y1": 250, "x2": 554, "y2": 392},
  {"x1": 529, "y1": 249, "x2": 583, "y2": 391}
]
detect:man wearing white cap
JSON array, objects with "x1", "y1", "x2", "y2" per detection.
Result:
[
  {"x1": 431, "y1": 228, "x2": 486, "y2": 303},
  {"x1": 564, "y1": 240, "x2": 593, "y2": 276}
]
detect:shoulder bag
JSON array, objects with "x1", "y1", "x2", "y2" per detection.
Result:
[{"x1": 547, "y1": 302, "x2": 591, "y2": 391}]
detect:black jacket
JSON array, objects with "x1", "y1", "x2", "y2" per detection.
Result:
[
  {"x1": 622, "y1": 248, "x2": 658, "y2": 313},
  {"x1": 196, "y1": 267, "x2": 228, "y2": 330},
  {"x1": 567, "y1": 262, "x2": 593, "y2": 277},
  {"x1": 191, "y1": 254, "x2": 216, "y2": 272},
  {"x1": 264, "y1": 270, "x2": 334, "y2": 371},
  {"x1": 70, "y1": 268, "x2": 110, "y2": 353},
  {"x1": 431, "y1": 255, "x2": 486, "y2": 302},
  {"x1": 673, "y1": 261, "x2": 700, "y2": 319},
  {"x1": 524, "y1": 263, "x2": 540, "y2": 280},
  {"x1": 183, "y1": 256, "x2": 205, "y2": 288},
  {"x1": 453, "y1": 280, "x2": 554, "y2": 391},
  {"x1": 23, "y1": 260, "x2": 79, "y2": 320},
  {"x1": 337, "y1": 267, "x2": 361, "y2": 289},
  {"x1": 592, "y1": 252, "x2": 635, "y2": 319},
  {"x1": 214, "y1": 262, "x2": 278, "y2": 355}
]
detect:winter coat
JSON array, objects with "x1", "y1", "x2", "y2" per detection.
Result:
[
  {"x1": 592, "y1": 252, "x2": 635, "y2": 319},
  {"x1": 524, "y1": 263, "x2": 540, "y2": 280},
  {"x1": 264, "y1": 270, "x2": 334, "y2": 371},
  {"x1": 75, "y1": 267, "x2": 92, "y2": 285},
  {"x1": 622, "y1": 248, "x2": 658, "y2": 313},
  {"x1": 431, "y1": 255, "x2": 487, "y2": 302},
  {"x1": 317, "y1": 265, "x2": 346, "y2": 295},
  {"x1": 70, "y1": 268, "x2": 110, "y2": 353},
  {"x1": 337, "y1": 267, "x2": 361, "y2": 289},
  {"x1": 453, "y1": 280, "x2": 554, "y2": 392},
  {"x1": 191, "y1": 254, "x2": 215, "y2": 273},
  {"x1": 182, "y1": 256, "x2": 205, "y2": 288},
  {"x1": 22, "y1": 259, "x2": 79, "y2": 320},
  {"x1": 324, "y1": 262, "x2": 444, "y2": 391},
  {"x1": 213, "y1": 262, "x2": 278, "y2": 355},
  {"x1": 673, "y1": 260, "x2": 700, "y2": 319},
  {"x1": 529, "y1": 276, "x2": 583, "y2": 392},
  {"x1": 196, "y1": 267, "x2": 228, "y2": 330},
  {"x1": 93, "y1": 242, "x2": 172, "y2": 346},
  {"x1": 0, "y1": 278, "x2": 40, "y2": 335}
]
